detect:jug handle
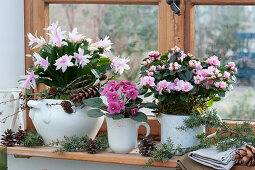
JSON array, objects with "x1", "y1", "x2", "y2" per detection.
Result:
[
  {"x1": 10, "y1": 92, "x2": 21, "y2": 130},
  {"x1": 207, "y1": 113, "x2": 222, "y2": 138},
  {"x1": 136, "y1": 122, "x2": 150, "y2": 147}
]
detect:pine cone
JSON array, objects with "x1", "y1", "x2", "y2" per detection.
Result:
[
  {"x1": 69, "y1": 86, "x2": 100, "y2": 104},
  {"x1": 1, "y1": 129, "x2": 16, "y2": 147},
  {"x1": 84, "y1": 139, "x2": 100, "y2": 154},
  {"x1": 49, "y1": 86, "x2": 58, "y2": 96},
  {"x1": 15, "y1": 130, "x2": 27, "y2": 145},
  {"x1": 61, "y1": 101, "x2": 73, "y2": 114},
  {"x1": 138, "y1": 136, "x2": 155, "y2": 157},
  {"x1": 99, "y1": 74, "x2": 107, "y2": 81},
  {"x1": 233, "y1": 145, "x2": 255, "y2": 166}
]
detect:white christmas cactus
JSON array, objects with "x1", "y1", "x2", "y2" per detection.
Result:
[
  {"x1": 140, "y1": 46, "x2": 237, "y2": 115},
  {"x1": 20, "y1": 22, "x2": 130, "y2": 99}
]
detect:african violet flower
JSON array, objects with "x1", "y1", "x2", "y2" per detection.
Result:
[{"x1": 140, "y1": 46, "x2": 237, "y2": 114}]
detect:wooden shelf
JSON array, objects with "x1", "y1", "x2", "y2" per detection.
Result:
[
  {"x1": 7, "y1": 146, "x2": 255, "y2": 169},
  {"x1": 7, "y1": 146, "x2": 177, "y2": 168}
]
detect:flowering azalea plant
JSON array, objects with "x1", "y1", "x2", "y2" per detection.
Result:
[
  {"x1": 20, "y1": 22, "x2": 130, "y2": 99},
  {"x1": 140, "y1": 46, "x2": 237, "y2": 115},
  {"x1": 83, "y1": 81, "x2": 157, "y2": 122}
]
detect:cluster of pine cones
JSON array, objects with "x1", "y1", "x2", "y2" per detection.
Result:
[
  {"x1": 69, "y1": 86, "x2": 100, "y2": 104},
  {"x1": 1, "y1": 129, "x2": 27, "y2": 147},
  {"x1": 233, "y1": 145, "x2": 255, "y2": 166}
]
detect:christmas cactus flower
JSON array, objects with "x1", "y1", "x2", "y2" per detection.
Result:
[
  {"x1": 19, "y1": 22, "x2": 130, "y2": 99},
  {"x1": 83, "y1": 81, "x2": 157, "y2": 122},
  {"x1": 140, "y1": 46, "x2": 237, "y2": 115}
]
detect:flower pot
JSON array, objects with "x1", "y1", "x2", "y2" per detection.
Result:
[
  {"x1": 0, "y1": 89, "x2": 25, "y2": 135},
  {"x1": 106, "y1": 117, "x2": 150, "y2": 154},
  {"x1": 27, "y1": 99, "x2": 104, "y2": 144},
  {"x1": 158, "y1": 114, "x2": 205, "y2": 148}
]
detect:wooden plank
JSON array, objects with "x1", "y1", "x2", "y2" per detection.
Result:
[
  {"x1": 190, "y1": 0, "x2": 255, "y2": 5},
  {"x1": 184, "y1": 0, "x2": 195, "y2": 54},
  {"x1": 24, "y1": 0, "x2": 49, "y2": 131},
  {"x1": 7, "y1": 146, "x2": 177, "y2": 168},
  {"x1": 43, "y1": 0, "x2": 159, "y2": 5}
]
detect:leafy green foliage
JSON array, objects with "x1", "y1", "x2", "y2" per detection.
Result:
[
  {"x1": 52, "y1": 135, "x2": 89, "y2": 153},
  {"x1": 146, "y1": 138, "x2": 175, "y2": 166},
  {"x1": 22, "y1": 130, "x2": 44, "y2": 147},
  {"x1": 131, "y1": 112, "x2": 147, "y2": 122},
  {"x1": 0, "y1": 146, "x2": 7, "y2": 170},
  {"x1": 87, "y1": 109, "x2": 104, "y2": 118},
  {"x1": 83, "y1": 97, "x2": 103, "y2": 108}
]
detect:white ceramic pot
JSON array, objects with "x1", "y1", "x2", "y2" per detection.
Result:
[
  {"x1": 158, "y1": 114, "x2": 221, "y2": 149},
  {"x1": 0, "y1": 89, "x2": 25, "y2": 135},
  {"x1": 106, "y1": 117, "x2": 150, "y2": 154},
  {"x1": 158, "y1": 114, "x2": 204, "y2": 148},
  {"x1": 27, "y1": 99, "x2": 104, "y2": 144}
]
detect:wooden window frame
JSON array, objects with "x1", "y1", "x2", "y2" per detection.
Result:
[{"x1": 24, "y1": 0, "x2": 255, "y2": 134}]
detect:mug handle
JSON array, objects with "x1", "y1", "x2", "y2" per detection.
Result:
[
  {"x1": 10, "y1": 92, "x2": 21, "y2": 130},
  {"x1": 136, "y1": 122, "x2": 151, "y2": 147},
  {"x1": 207, "y1": 113, "x2": 223, "y2": 138}
]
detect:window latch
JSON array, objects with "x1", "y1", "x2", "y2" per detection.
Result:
[{"x1": 166, "y1": 0, "x2": 181, "y2": 16}]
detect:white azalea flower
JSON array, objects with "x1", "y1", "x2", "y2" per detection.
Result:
[{"x1": 111, "y1": 56, "x2": 130, "y2": 75}]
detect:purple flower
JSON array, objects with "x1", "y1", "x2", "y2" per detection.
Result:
[
  {"x1": 131, "y1": 108, "x2": 139, "y2": 116},
  {"x1": 107, "y1": 91, "x2": 120, "y2": 103},
  {"x1": 127, "y1": 89, "x2": 139, "y2": 100},
  {"x1": 119, "y1": 101, "x2": 125, "y2": 110},
  {"x1": 107, "y1": 102, "x2": 120, "y2": 114}
]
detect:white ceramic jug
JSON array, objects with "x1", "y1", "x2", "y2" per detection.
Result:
[
  {"x1": 106, "y1": 117, "x2": 150, "y2": 154},
  {"x1": 0, "y1": 89, "x2": 25, "y2": 135},
  {"x1": 28, "y1": 99, "x2": 104, "y2": 144}
]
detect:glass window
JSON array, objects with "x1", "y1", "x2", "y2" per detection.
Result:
[
  {"x1": 195, "y1": 6, "x2": 255, "y2": 120},
  {"x1": 50, "y1": 4, "x2": 158, "y2": 84}
]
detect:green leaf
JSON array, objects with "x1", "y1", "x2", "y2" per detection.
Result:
[
  {"x1": 180, "y1": 93, "x2": 189, "y2": 101},
  {"x1": 106, "y1": 113, "x2": 124, "y2": 120},
  {"x1": 218, "y1": 91, "x2": 225, "y2": 97},
  {"x1": 91, "y1": 69, "x2": 101, "y2": 78},
  {"x1": 169, "y1": 55, "x2": 177, "y2": 63},
  {"x1": 87, "y1": 109, "x2": 104, "y2": 118},
  {"x1": 179, "y1": 72, "x2": 186, "y2": 81},
  {"x1": 158, "y1": 95, "x2": 166, "y2": 101},
  {"x1": 140, "y1": 102, "x2": 158, "y2": 109},
  {"x1": 139, "y1": 87, "x2": 148, "y2": 95},
  {"x1": 135, "y1": 97, "x2": 143, "y2": 104},
  {"x1": 213, "y1": 97, "x2": 221, "y2": 101},
  {"x1": 131, "y1": 112, "x2": 147, "y2": 122},
  {"x1": 83, "y1": 97, "x2": 103, "y2": 107},
  {"x1": 163, "y1": 72, "x2": 170, "y2": 77},
  {"x1": 185, "y1": 71, "x2": 193, "y2": 81},
  {"x1": 144, "y1": 92, "x2": 153, "y2": 98},
  {"x1": 208, "y1": 100, "x2": 213, "y2": 107}
]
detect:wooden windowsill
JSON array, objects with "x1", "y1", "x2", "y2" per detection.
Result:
[{"x1": 7, "y1": 146, "x2": 255, "y2": 169}]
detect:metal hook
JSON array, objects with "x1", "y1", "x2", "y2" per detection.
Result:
[{"x1": 166, "y1": 0, "x2": 181, "y2": 16}]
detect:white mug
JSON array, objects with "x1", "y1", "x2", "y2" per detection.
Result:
[
  {"x1": 0, "y1": 89, "x2": 25, "y2": 135},
  {"x1": 106, "y1": 117, "x2": 150, "y2": 154}
]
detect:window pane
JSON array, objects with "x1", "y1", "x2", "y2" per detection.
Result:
[
  {"x1": 50, "y1": 4, "x2": 158, "y2": 83},
  {"x1": 195, "y1": 6, "x2": 255, "y2": 120}
]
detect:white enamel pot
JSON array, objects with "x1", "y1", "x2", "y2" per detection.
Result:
[
  {"x1": 27, "y1": 99, "x2": 104, "y2": 144},
  {"x1": 106, "y1": 117, "x2": 150, "y2": 154},
  {"x1": 0, "y1": 89, "x2": 25, "y2": 135},
  {"x1": 158, "y1": 113, "x2": 222, "y2": 148}
]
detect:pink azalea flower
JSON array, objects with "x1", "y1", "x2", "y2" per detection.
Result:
[
  {"x1": 157, "y1": 65, "x2": 165, "y2": 70},
  {"x1": 156, "y1": 80, "x2": 169, "y2": 95},
  {"x1": 54, "y1": 54, "x2": 74, "y2": 72},
  {"x1": 20, "y1": 70, "x2": 39, "y2": 89},
  {"x1": 131, "y1": 108, "x2": 139, "y2": 116},
  {"x1": 127, "y1": 88, "x2": 139, "y2": 100},
  {"x1": 111, "y1": 56, "x2": 130, "y2": 75},
  {"x1": 149, "y1": 66, "x2": 157, "y2": 72},
  {"x1": 107, "y1": 102, "x2": 120, "y2": 114},
  {"x1": 74, "y1": 48, "x2": 92, "y2": 67},
  {"x1": 174, "y1": 79, "x2": 185, "y2": 91},
  {"x1": 68, "y1": 28, "x2": 85, "y2": 42},
  {"x1": 169, "y1": 63, "x2": 174, "y2": 71},
  {"x1": 147, "y1": 71, "x2": 154, "y2": 76},
  {"x1": 226, "y1": 62, "x2": 237, "y2": 72},
  {"x1": 194, "y1": 75, "x2": 203, "y2": 85},
  {"x1": 206, "y1": 56, "x2": 220, "y2": 66},
  {"x1": 27, "y1": 33, "x2": 46, "y2": 49},
  {"x1": 140, "y1": 76, "x2": 155, "y2": 87},
  {"x1": 148, "y1": 51, "x2": 160, "y2": 57},
  {"x1": 215, "y1": 82, "x2": 227, "y2": 89},
  {"x1": 179, "y1": 51, "x2": 187, "y2": 62},
  {"x1": 224, "y1": 71, "x2": 230, "y2": 79},
  {"x1": 107, "y1": 91, "x2": 120, "y2": 103},
  {"x1": 174, "y1": 62, "x2": 182, "y2": 70},
  {"x1": 166, "y1": 82, "x2": 175, "y2": 93},
  {"x1": 33, "y1": 53, "x2": 50, "y2": 71},
  {"x1": 182, "y1": 82, "x2": 193, "y2": 92},
  {"x1": 142, "y1": 59, "x2": 150, "y2": 67},
  {"x1": 119, "y1": 101, "x2": 125, "y2": 110}
]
